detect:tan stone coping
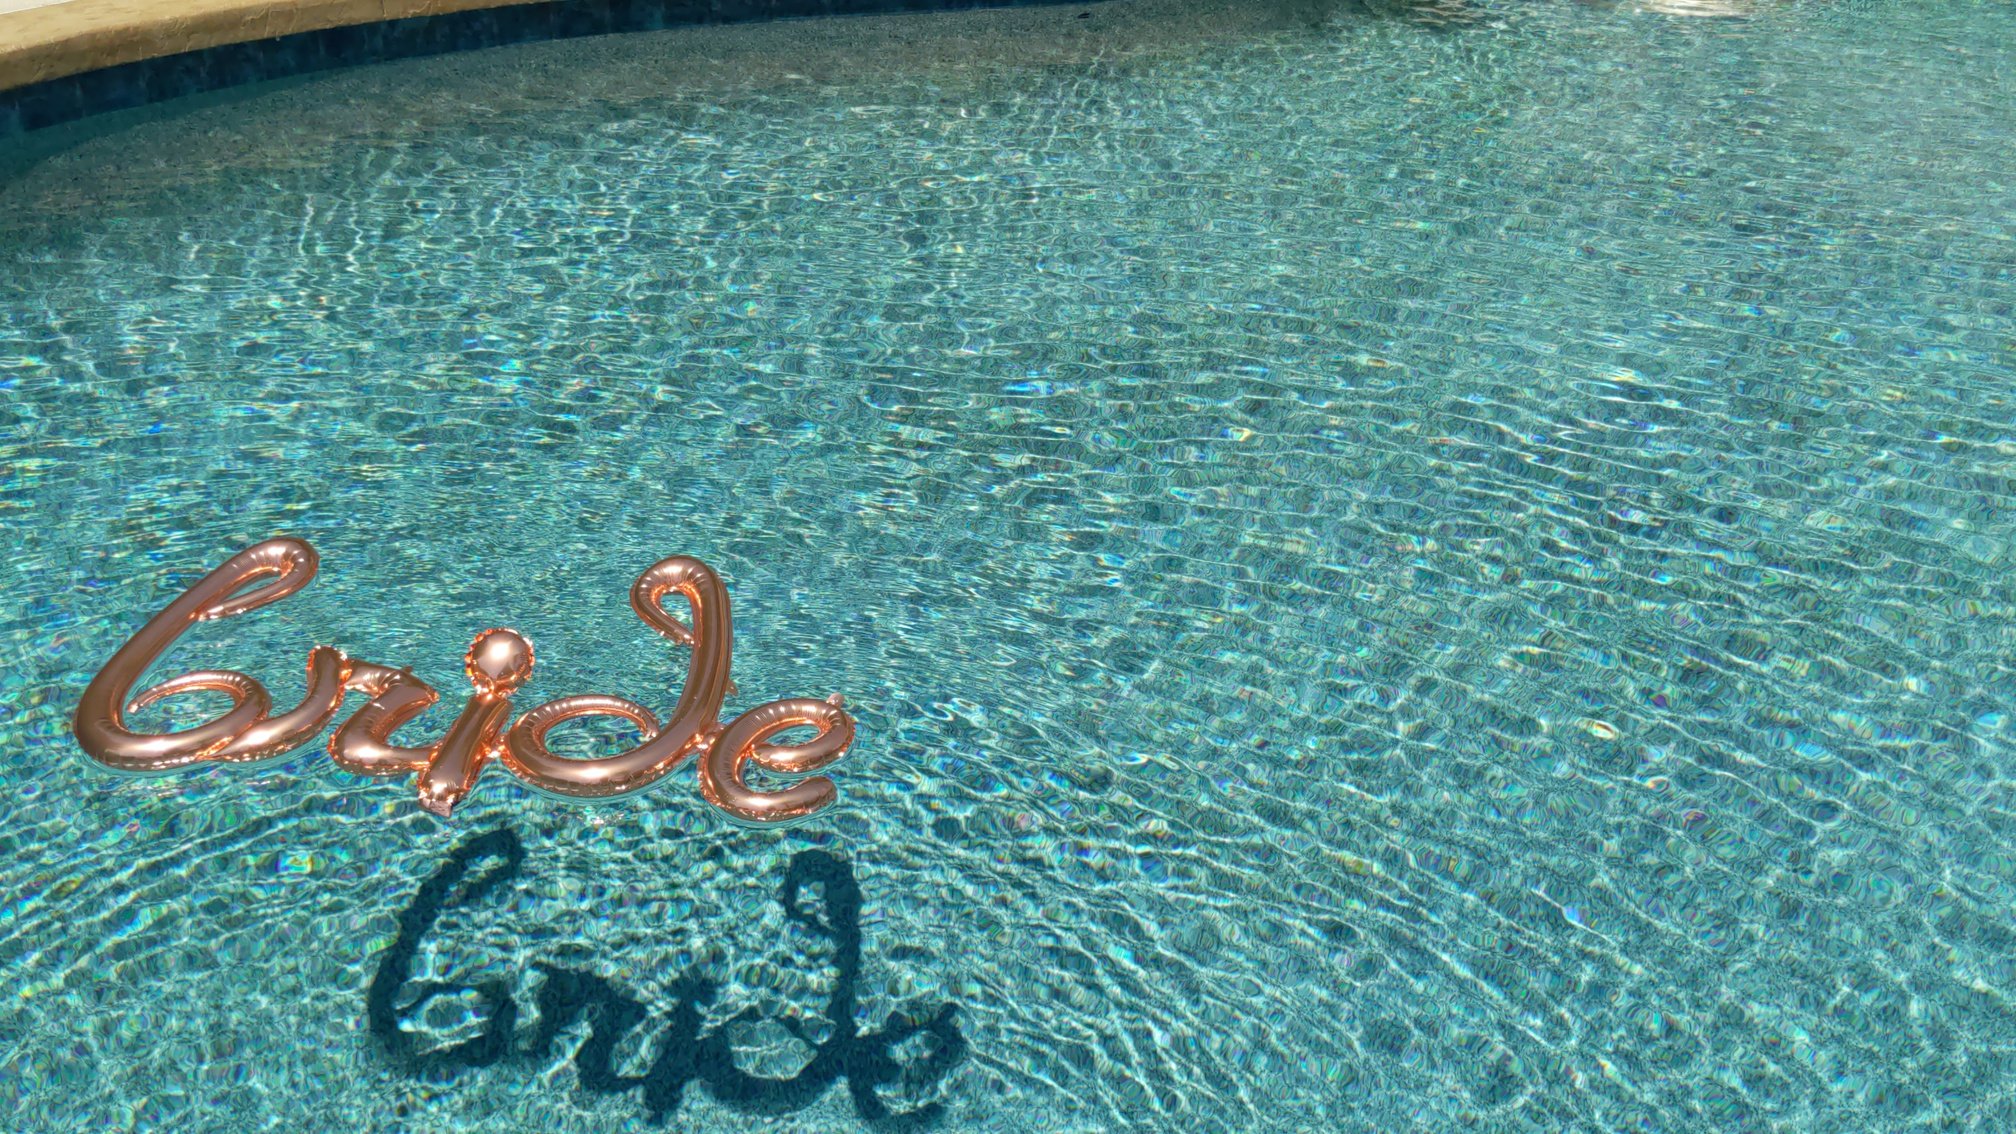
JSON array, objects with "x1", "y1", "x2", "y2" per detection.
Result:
[{"x1": 0, "y1": 0, "x2": 558, "y2": 94}]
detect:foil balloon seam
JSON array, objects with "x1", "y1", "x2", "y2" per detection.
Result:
[{"x1": 70, "y1": 537, "x2": 855, "y2": 822}]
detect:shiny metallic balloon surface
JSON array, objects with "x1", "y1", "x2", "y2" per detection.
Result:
[{"x1": 71, "y1": 538, "x2": 854, "y2": 822}]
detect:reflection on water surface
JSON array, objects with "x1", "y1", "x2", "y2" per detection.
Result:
[{"x1": 2, "y1": 0, "x2": 2014, "y2": 1130}]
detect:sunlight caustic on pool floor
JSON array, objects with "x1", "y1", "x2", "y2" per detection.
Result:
[{"x1": 2, "y1": 1, "x2": 2014, "y2": 1130}]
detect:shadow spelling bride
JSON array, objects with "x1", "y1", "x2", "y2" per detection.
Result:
[
  {"x1": 369, "y1": 829, "x2": 967, "y2": 1128},
  {"x1": 72, "y1": 538, "x2": 854, "y2": 821}
]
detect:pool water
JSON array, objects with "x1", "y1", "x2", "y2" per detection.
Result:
[{"x1": 3, "y1": 0, "x2": 2015, "y2": 1129}]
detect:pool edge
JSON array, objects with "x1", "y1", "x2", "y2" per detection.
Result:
[{"x1": 0, "y1": 0, "x2": 1104, "y2": 139}]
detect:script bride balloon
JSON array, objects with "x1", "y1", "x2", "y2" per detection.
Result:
[{"x1": 71, "y1": 538, "x2": 855, "y2": 821}]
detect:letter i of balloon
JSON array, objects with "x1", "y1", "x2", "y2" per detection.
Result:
[{"x1": 72, "y1": 539, "x2": 854, "y2": 822}]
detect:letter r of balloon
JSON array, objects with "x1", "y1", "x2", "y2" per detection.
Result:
[{"x1": 71, "y1": 539, "x2": 854, "y2": 822}]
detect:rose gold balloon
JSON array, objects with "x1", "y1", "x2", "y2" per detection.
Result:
[
  {"x1": 500, "y1": 557, "x2": 733, "y2": 798},
  {"x1": 625, "y1": 557, "x2": 735, "y2": 696},
  {"x1": 76, "y1": 540, "x2": 854, "y2": 823},
  {"x1": 332, "y1": 629, "x2": 535, "y2": 818},
  {"x1": 699, "y1": 693, "x2": 855, "y2": 826},
  {"x1": 416, "y1": 628, "x2": 534, "y2": 818},
  {"x1": 74, "y1": 538, "x2": 359, "y2": 771},
  {"x1": 466, "y1": 627, "x2": 535, "y2": 696},
  {"x1": 328, "y1": 667, "x2": 440, "y2": 776}
]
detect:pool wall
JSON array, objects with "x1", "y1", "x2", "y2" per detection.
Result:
[{"x1": 0, "y1": 0, "x2": 1106, "y2": 138}]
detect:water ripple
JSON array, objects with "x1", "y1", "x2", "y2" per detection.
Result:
[{"x1": 3, "y1": 0, "x2": 2015, "y2": 1130}]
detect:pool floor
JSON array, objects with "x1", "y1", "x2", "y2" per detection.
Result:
[{"x1": 3, "y1": 0, "x2": 2015, "y2": 1130}]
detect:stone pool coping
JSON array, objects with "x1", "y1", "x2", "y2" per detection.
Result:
[
  {"x1": 0, "y1": 1, "x2": 551, "y2": 93},
  {"x1": 0, "y1": 0, "x2": 1093, "y2": 137}
]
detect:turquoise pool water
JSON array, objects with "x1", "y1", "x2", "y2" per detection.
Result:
[{"x1": 4, "y1": 0, "x2": 2015, "y2": 1129}]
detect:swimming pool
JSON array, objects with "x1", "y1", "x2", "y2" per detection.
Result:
[{"x1": 3, "y1": 0, "x2": 2014, "y2": 1129}]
